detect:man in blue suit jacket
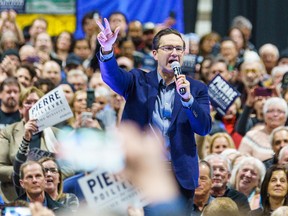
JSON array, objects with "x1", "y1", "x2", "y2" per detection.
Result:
[{"x1": 96, "y1": 18, "x2": 211, "y2": 200}]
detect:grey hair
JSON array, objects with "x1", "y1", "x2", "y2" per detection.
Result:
[
  {"x1": 231, "y1": 16, "x2": 252, "y2": 30},
  {"x1": 259, "y1": 43, "x2": 279, "y2": 59},
  {"x1": 204, "y1": 153, "x2": 232, "y2": 173},
  {"x1": 269, "y1": 126, "x2": 288, "y2": 147},
  {"x1": 263, "y1": 97, "x2": 288, "y2": 117},
  {"x1": 278, "y1": 145, "x2": 288, "y2": 162},
  {"x1": 229, "y1": 156, "x2": 266, "y2": 189}
]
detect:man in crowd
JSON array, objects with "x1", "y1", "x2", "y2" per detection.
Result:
[
  {"x1": 190, "y1": 160, "x2": 214, "y2": 215},
  {"x1": 0, "y1": 77, "x2": 21, "y2": 129},
  {"x1": 18, "y1": 160, "x2": 64, "y2": 212},
  {"x1": 96, "y1": 18, "x2": 211, "y2": 201},
  {"x1": 205, "y1": 154, "x2": 250, "y2": 215}
]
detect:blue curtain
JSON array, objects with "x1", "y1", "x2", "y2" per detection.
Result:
[{"x1": 75, "y1": 0, "x2": 184, "y2": 39}]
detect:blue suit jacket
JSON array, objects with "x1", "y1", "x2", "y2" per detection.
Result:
[{"x1": 98, "y1": 54, "x2": 211, "y2": 190}]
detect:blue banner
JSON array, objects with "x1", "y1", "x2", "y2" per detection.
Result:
[{"x1": 75, "y1": 0, "x2": 184, "y2": 39}]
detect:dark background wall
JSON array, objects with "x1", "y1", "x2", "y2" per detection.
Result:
[{"x1": 211, "y1": 0, "x2": 288, "y2": 51}]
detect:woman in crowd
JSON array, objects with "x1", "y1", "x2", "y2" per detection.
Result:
[
  {"x1": 38, "y1": 157, "x2": 79, "y2": 211},
  {"x1": 229, "y1": 157, "x2": 266, "y2": 210},
  {"x1": 239, "y1": 97, "x2": 288, "y2": 161},
  {"x1": 208, "y1": 132, "x2": 236, "y2": 154},
  {"x1": 249, "y1": 165, "x2": 288, "y2": 216},
  {"x1": 53, "y1": 31, "x2": 74, "y2": 67}
]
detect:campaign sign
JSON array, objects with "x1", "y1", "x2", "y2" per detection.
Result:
[
  {"x1": 78, "y1": 170, "x2": 147, "y2": 215},
  {"x1": 29, "y1": 86, "x2": 73, "y2": 132},
  {"x1": 208, "y1": 74, "x2": 240, "y2": 116}
]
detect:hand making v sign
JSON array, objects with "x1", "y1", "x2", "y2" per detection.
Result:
[{"x1": 96, "y1": 18, "x2": 120, "y2": 53}]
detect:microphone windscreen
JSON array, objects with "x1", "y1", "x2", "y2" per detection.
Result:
[{"x1": 171, "y1": 61, "x2": 181, "y2": 69}]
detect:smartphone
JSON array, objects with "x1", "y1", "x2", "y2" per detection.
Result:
[
  {"x1": 254, "y1": 87, "x2": 272, "y2": 97},
  {"x1": 1, "y1": 207, "x2": 31, "y2": 216},
  {"x1": 81, "y1": 112, "x2": 93, "y2": 127},
  {"x1": 86, "y1": 89, "x2": 95, "y2": 109}
]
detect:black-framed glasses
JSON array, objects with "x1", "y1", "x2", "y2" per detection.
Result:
[
  {"x1": 158, "y1": 45, "x2": 184, "y2": 54},
  {"x1": 44, "y1": 167, "x2": 58, "y2": 174}
]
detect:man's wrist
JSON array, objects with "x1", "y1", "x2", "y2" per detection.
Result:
[{"x1": 101, "y1": 47, "x2": 113, "y2": 54}]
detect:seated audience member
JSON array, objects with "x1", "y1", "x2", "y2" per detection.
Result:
[
  {"x1": 258, "y1": 43, "x2": 279, "y2": 76},
  {"x1": 239, "y1": 97, "x2": 288, "y2": 161},
  {"x1": 208, "y1": 132, "x2": 235, "y2": 155},
  {"x1": 201, "y1": 197, "x2": 240, "y2": 216},
  {"x1": 15, "y1": 64, "x2": 37, "y2": 89},
  {"x1": 235, "y1": 86, "x2": 268, "y2": 136},
  {"x1": 205, "y1": 154, "x2": 251, "y2": 215},
  {"x1": 17, "y1": 161, "x2": 68, "y2": 213},
  {"x1": 249, "y1": 165, "x2": 288, "y2": 216},
  {"x1": 0, "y1": 77, "x2": 21, "y2": 129},
  {"x1": 277, "y1": 145, "x2": 288, "y2": 165},
  {"x1": 13, "y1": 155, "x2": 79, "y2": 212},
  {"x1": 189, "y1": 160, "x2": 214, "y2": 216},
  {"x1": 263, "y1": 126, "x2": 288, "y2": 169},
  {"x1": 271, "y1": 206, "x2": 288, "y2": 216},
  {"x1": 0, "y1": 87, "x2": 73, "y2": 202},
  {"x1": 229, "y1": 157, "x2": 266, "y2": 210}
]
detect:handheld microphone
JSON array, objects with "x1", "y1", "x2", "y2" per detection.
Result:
[{"x1": 171, "y1": 61, "x2": 186, "y2": 95}]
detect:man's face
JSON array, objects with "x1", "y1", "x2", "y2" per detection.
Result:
[
  {"x1": 0, "y1": 84, "x2": 20, "y2": 110},
  {"x1": 20, "y1": 163, "x2": 45, "y2": 196},
  {"x1": 42, "y1": 62, "x2": 61, "y2": 86},
  {"x1": 195, "y1": 164, "x2": 212, "y2": 197},
  {"x1": 16, "y1": 68, "x2": 33, "y2": 88},
  {"x1": 109, "y1": 14, "x2": 127, "y2": 38},
  {"x1": 241, "y1": 62, "x2": 261, "y2": 87},
  {"x1": 209, "y1": 157, "x2": 230, "y2": 190},
  {"x1": 20, "y1": 92, "x2": 40, "y2": 122},
  {"x1": 128, "y1": 21, "x2": 143, "y2": 39},
  {"x1": 273, "y1": 130, "x2": 288, "y2": 153},
  {"x1": 35, "y1": 33, "x2": 52, "y2": 53},
  {"x1": 209, "y1": 62, "x2": 231, "y2": 82},
  {"x1": 220, "y1": 41, "x2": 238, "y2": 62},
  {"x1": 73, "y1": 40, "x2": 91, "y2": 60},
  {"x1": 152, "y1": 34, "x2": 185, "y2": 75},
  {"x1": 29, "y1": 20, "x2": 47, "y2": 39}
]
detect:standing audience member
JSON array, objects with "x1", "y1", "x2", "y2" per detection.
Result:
[
  {"x1": 0, "y1": 87, "x2": 72, "y2": 202},
  {"x1": 249, "y1": 165, "x2": 288, "y2": 216},
  {"x1": 96, "y1": 19, "x2": 211, "y2": 202},
  {"x1": 27, "y1": 18, "x2": 48, "y2": 46},
  {"x1": 15, "y1": 64, "x2": 37, "y2": 88},
  {"x1": 259, "y1": 43, "x2": 279, "y2": 76},
  {"x1": 208, "y1": 132, "x2": 235, "y2": 155},
  {"x1": 0, "y1": 77, "x2": 21, "y2": 129}
]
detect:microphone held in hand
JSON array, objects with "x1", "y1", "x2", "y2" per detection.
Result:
[{"x1": 171, "y1": 61, "x2": 186, "y2": 95}]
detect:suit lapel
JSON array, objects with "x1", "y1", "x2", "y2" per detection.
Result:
[{"x1": 146, "y1": 70, "x2": 159, "y2": 123}]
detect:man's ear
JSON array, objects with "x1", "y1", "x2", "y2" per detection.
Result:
[
  {"x1": 19, "y1": 179, "x2": 25, "y2": 189},
  {"x1": 152, "y1": 50, "x2": 158, "y2": 61}
]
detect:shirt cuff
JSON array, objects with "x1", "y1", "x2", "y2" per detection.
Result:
[
  {"x1": 99, "y1": 50, "x2": 114, "y2": 61},
  {"x1": 181, "y1": 95, "x2": 194, "y2": 108}
]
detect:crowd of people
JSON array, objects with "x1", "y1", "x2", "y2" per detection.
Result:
[{"x1": 0, "y1": 7, "x2": 288, "y2": 216}]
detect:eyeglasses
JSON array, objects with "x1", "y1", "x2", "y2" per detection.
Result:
[
  {"x1": 158, "y1": 45, "x2": 184, "y2": 54},
  {"x1": 44, "y1": 167, "x2": 58, "y2": 174}
]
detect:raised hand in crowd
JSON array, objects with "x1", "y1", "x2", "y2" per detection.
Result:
[{"x1": 96, "y1": 18, "x2": 120, "y2": 52}]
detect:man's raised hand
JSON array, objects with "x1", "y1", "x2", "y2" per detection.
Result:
[{"x1": 96, "y1": 18, "x2": 120, "y2": 52}]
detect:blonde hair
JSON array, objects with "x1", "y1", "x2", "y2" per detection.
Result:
[{"x1": 209, "y1": 132, "x2": 235, "y2": 154}]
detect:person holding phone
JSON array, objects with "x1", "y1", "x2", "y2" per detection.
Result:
[{"x1": 96, "y1": 18, "x2": 211, "y2": 202}]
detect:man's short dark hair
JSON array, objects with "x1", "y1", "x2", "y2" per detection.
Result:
[
  {"x1": 0, "y1": 77, "x2": 20, "y2": 92},
  {"x1": 152, "y1": 28, "x2": 185, "y2": 50},
  {"x1": 108, "y1": 11, "x2": 128, "y2": 24},
  {"x1": 18, "y1": 63, "x2": 37, "y2": 80}
]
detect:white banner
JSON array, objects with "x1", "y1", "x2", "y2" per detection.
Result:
[
  {"x1": 78, "y1": 170, "x2": 147, "y2": 215},
  {"x1": 29, "y1": 86, "x2": 73, "y2": 132}
]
